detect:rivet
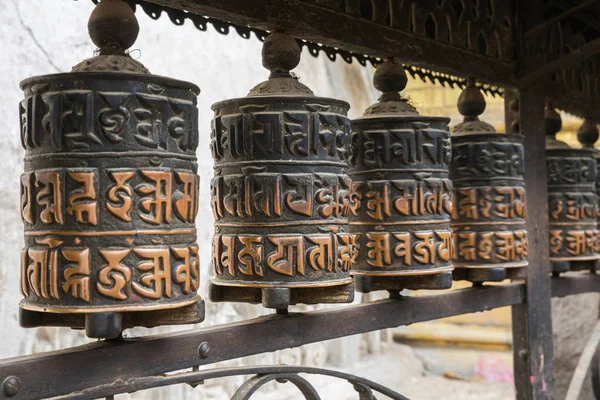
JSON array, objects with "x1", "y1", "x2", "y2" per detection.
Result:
[
  {"x1": 2, "y1": 376, "x2": 21, "y2": 397},
  {"x1": 198, "y1": 342, "x2": 211, "y2": 359}
]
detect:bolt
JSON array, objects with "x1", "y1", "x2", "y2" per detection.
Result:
[
  {"x1": 518, "y1": 349, "x2": 529, "y2": 360},
  {"x1": 2, "y1": 376, "x2": 21, "y2": 397},
  {"x1": 198, "y1": 342, "x2": 211, "y2": 359}
]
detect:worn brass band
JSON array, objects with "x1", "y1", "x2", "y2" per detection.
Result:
[
  {"x1": 349, "y1": 115, "x2": 453, "y2": 278},
  {"x1": 547, "y1": 148, "x2": 599, "y2": 262},
  {"x1": 450, "y1": 134, "x2": 529, "y2": 270},
  {"x1": 19, "y1": 73, "x2": 202, "y2": 317},
  {"x1": 209, "y1": 95, "x2": 354, "y2": 295}
]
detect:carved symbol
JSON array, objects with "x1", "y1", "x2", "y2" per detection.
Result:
[
  {"x1": 132, "y1": 247, "x2": 172, "y2": 299},
  {"x1": 106, "y1": 170, "x2": 135, "y2": 222},
  {"x1": 35, "y1": 170, "x2": 64, "y2": 225},
  {"x1": 26, "y1": 237, "x2": 64, "y2": 300},
  {"x1": 137, "y1": 170, "x2": 173, "y2": 225},
  {"x1": 67, "y1": 170, "x2": 98, "y2": 226},
  {"x1": 97, "y1": 249, "x2": 132, "y2": 300},
  {"x1": 62, "y1": 248, "x2": 91, "y2": 302}
]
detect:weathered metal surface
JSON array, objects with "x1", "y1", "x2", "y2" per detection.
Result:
[
  {"x1": 0, "y1": 283, "x2": 529, "y2": 400},
  {"x1": 545, "y1": 106, "x2": 599, "y2": 270},
  {"x1": 349, "y1": 58, "x2": 452, "y2": 291},
  {"x1": 450, "y1": 79, "x2": 528, "y2": 281},
  {"x1": 209, "y1": 33, "x2": 354, "y2": 305},
  {"x1": 1, "y1": 273, "x2": 599, "y2": 400},
  {"x1": 17, "y1": 0, "x2": 203, "y2": 334}
]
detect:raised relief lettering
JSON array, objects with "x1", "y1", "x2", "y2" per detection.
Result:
[
  {"x1": 172, "y1": 246, "x2": 199, "y2": 295},
  {"x1": 132, "y1": 247, "x2": 172, "y2": 299},
  {"x1": 414, "y1": 232, "x2": 436, "y2": 264},
  {"x1": 173, "y1": 171, "x2": 199, "y2": 223},
  {"x1": 267, "y1": 236, "x2": 305, "y2": 277},
  {"x1": 62, "y1": 247, "x2": 91, "y2": 302},
  {"x1": 238, "y1": 235, "x2": 264, "y2": 276},
  {"x1": 35, "y1": 170, "x2": 63, "y2": 224},
  {"x1": 20, "y1": 172, "x2": 33, "y2": 224},
  {"x1": 26, "y1": 237, "x2": 63, "y2": 300},
  {"x1": 366, "y1": 233, "x2": 391, "y2": 267},
  {"x1": 392, "y1": 233, "x2": 411, "y2": 265},
  {"x1": 137, "y1": 170, "x2": 172, "y2": 225},
  {"x1": 67, "y1": 170, "x2": 98, "y2": 225},
  {"x1": 284, "y1": 174, "x2": 313, "y2": 217},
  {"x1": 366, "y1": 182, "x2": 391, "y2": 221},
  {"x1": 97, "y1": 249, "x2": 132, "y2": 300},
  {"x1": 106, "y1": 170, "x2": 135, "y2": 222},
  {"x1": 307, "y1": 235, "x2": 334, "y2": 272}
]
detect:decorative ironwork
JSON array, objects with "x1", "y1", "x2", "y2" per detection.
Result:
[
  {"x1": 88, "y1": 0, "x2": 505, "y2": 98},
  {"x1": 450, "y1": 78, "x2": 528, "y2": 283},
  {"x1": 18, "y1": 0, "x2": 204, "y2": 338},
  {"x1": 209, "y1": 32, "x2": 354, "y2": 308},
  {"x1": 545, "y1": 104, "x2": 600, "y2": 274},
  {"x1": 349, "y1": 58, "x2": 453, "y2": 293}
]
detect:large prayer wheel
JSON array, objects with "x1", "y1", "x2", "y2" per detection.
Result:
[
  {"x1": 209, "y1": 33, "x2": 355, "y2": 309},
  {"x1": 349, "y1": 58, "x2": 453, "y2": 294},
  {"x1": 545, "y1": 105, "x2": 599, "y2": 274},
  {"x1": 18, "y1": 0, "x2": 203, "y2": 338},
  {"x1": 450, "y1": 79, "x2": 528, "y2": 283}
]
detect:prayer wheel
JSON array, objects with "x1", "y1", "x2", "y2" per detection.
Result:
[
  {"x1": 208, "y1": 32, "x2": 355, "y2": 309},
  {"x1": 349, "y1": 58, "x2": 453, "y2": 294},
  {"x1": 18, "y1": 0, "x2": 203, "y2": 338},
  {"x1": 545, "y1": 105, "x2": 599, "y2": 274},
  {"x1": 450, "y1": 79, "x2": 528, "y2": 283},
  {"x1": 576, "y1": 117, "x2": 600, "y2": 273}
]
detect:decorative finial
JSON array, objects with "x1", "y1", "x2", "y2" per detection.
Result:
[
  {"x1": 248, "y1": 32, "x2": 313, "y2": 96},
  {"x1": 452, "y1": 78, "x2": 495, "y2": 135},
  {"x1": 363, "y1": 57, "x2": 417, "y2": 116},
  {"x1": 72, "y1": 0, "x2": 149, "y2": 73},
  {"x1": 545, "y1": 101, "x2": 569, "y2": 149},
  {"x1": 88, "y1": 0, "x2": 139, "y2": 55},
  {"x1": 577, "y1": 118, "x2": 599, "y2": 149}
]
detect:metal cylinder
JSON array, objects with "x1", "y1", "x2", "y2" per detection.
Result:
[
  {"x1": 349, "y1": 58, "x2": 453, "y2": 293},
  {"x1": 546, "y1": 106, "x2": 599, "y2": 273},
  {"x1": 449, "y1": 79, "x2": 528, "y2": 283},
  {"x1": 209, "y1": 33, "x2": 354, "y2": 308},
  {"x1": 18, "y1": 1, "x2": 203, "y2": 337}
]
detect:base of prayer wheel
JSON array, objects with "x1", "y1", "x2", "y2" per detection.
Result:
[
  {"x1": 552, "y1": 260, "x2": 600, "y2": 275},
  {"x1": 209, "y1": 282, "x2": 355, "y2": 310},
  {"x1": 452, "y1": 267, "x2": 526, "y2": 283},
  {"x1": 353, "y1": 271, "x2": 453, "y2": 294},
  {"x1": 19, "y1": 299, "x2": 205, "y2": 339}
]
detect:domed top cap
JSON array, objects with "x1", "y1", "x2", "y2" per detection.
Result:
[
  {"x1": 545, "y1": 102, "x2": 569, "y2": 149},
  {"x1": 451, "y1": 78, "x2": 495, "y2": 136},
  {"x1": 363, "y1": 57, "x2": 418, "y2": 116},
  {"x1": 248, "y1": 32, "x2": 314, "y2": 97},
  {"x1": 577, "y1": 118, "x2": 599, "y2": 149},
  {"x1": 72, "y1": 0, "x2": 149, "y2": 74}
]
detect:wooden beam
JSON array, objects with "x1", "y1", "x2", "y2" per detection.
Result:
[
  {"x1": 508, "y1": 84, "x2": 556, "y2": 400},
  {"x1": 518, "y1": 36, "x2": 600, "y2": 85}
]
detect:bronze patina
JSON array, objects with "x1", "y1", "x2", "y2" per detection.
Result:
[
  {"x1": 349, "y1": 58, "x2": 453, "y2": 293},
  {"x1": 18, "y1": 0, "x2": 203, "y2": 338},
  {"x1": 209, "y1": 32, "x2": 355, "y2": 308},
  {"x1": 545, "y1": 104, "x2": 599, "y2": 274},
  {"x1": 450, "y1": 79, "x2": 528, "y2": 283}
]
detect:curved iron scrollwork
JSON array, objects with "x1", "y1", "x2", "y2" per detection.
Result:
[
  {"x1": 88, "y1": 0, "x2": 503, "y2": 98},
  {"x1": 62, "y1": 365, "x2": 409, "y2": 399}
]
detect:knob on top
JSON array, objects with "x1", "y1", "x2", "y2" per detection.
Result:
[
  {"x1": 577, "y1": 118, "x2": 599, "y2": 149},
  {"x1": 373, "y1": 57, "x2": 408, "y2": 98},
  {"x1": 457, "y1": 78, "x2": 486, "y2": 121},
  {"x1": 88, "y1": 0, "x2": 140, "y2": 55},
  {"x1": 262, "y1": 32, "x2": 301, "y2": 77},
  {"x1": 451, "y1": 78, "x2": 495, "y2": 135}
]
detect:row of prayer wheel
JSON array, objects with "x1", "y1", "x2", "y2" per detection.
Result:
[{"x1": 16, "y1": 1, "x2": 599, "y2": 338}]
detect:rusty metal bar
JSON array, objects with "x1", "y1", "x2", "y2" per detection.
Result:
[
  {"x1": 0, "y1": 275, "x2": 598, "y2": 400},
  {"x1": 1, "y1": 284, "x2": 525, "y2": 400}
]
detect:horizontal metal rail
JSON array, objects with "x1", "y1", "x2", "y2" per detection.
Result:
[{"x1": 0, "y1": 274, "x2": 598, "y2": 400}]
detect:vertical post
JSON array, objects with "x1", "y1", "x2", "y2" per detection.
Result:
[{"x1": 506, "y1": 85, "x2": 556, "y2": 400}]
